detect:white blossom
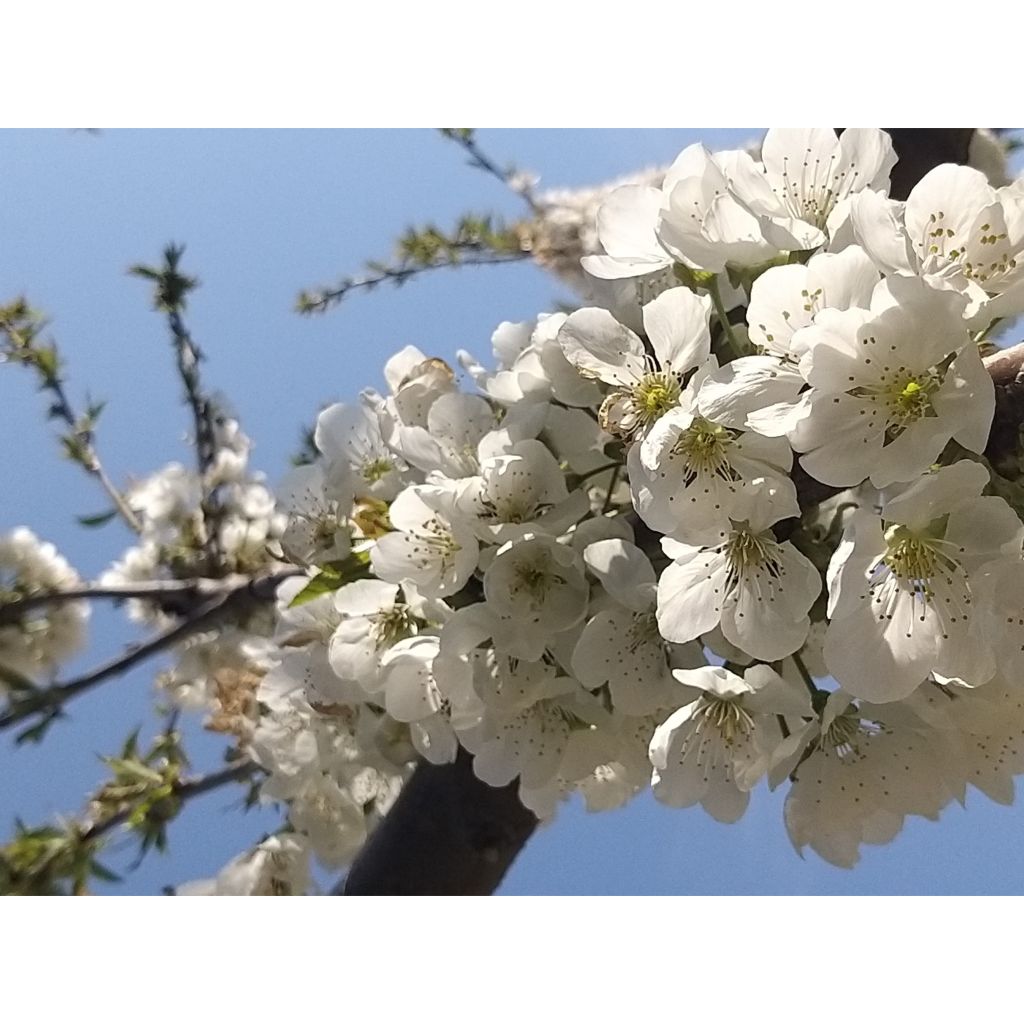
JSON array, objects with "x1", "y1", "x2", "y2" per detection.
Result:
[
  {"x1": 558, "y1": 287, "x2": 712, "y2": 440},
  {"x1": 824, "y1": 461, "x2": 1023, "y2": 702},
  {"x1": 656, "y1": 485, "x2": 821, "y2": 661}
]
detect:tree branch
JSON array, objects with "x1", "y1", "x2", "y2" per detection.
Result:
[
  {"x1": 0, "y1": 570, "x2": 298, "y2": 736},
  {"x1": 0, "y1": 577, "x2": 246, "y2": 626},
  {"x1": 131, "y1": 245, "x2": 224, "y2": 571},
  {"x1": 80, "y1": 758, "x2": 258, "y2": 845},
  {"x1": 338, "y1": 747, "x2": 537, "y2": 895},
  {"x1": 880, "y1": 128, "x2": 975, "y2": 201},
  {"x1": 297, "y1": 250, "x2": 530, "y2": 315},
  {"x1": 438, "y1": 129, "x2": 541, "y2": 213}
]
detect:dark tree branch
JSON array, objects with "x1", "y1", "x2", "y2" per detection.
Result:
[
  {"x1": 0, "y1": 577, "x2": 244, "y2": 626},
  {"x1": 0, "y1": 570, "x2": 298, "y2": 736},
  {"x1": 131, "y1": 246, "x2": 225, "y2": 572},
  {"x1": 339, "y1": 748, "x2": 537, "y2": 895},
  {"x1": 881, "y1": 128, "x2": 975, "y2": 201},
  {"x1": 984, "y1": 341, "x2": 1024, "y2": 479}
]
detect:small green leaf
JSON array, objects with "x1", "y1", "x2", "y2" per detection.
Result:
[
  {"x1": 15, "y1": 713, "x2": 58, "y2": 745},
  {"x1": 289, "y1": 570, "x2": 345, "y2": 607},
  {"x1": 76, "y1": 509, "x2": 117, "y2": 528},
  {"x1": 89, "y1": 860, "x2": 122, "y2": 884}
]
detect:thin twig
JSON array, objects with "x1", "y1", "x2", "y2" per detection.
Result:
[
  {"x1": 131, "y1": 247, "x2": 224, "y2": 571},
  {"x1": 438, "y1": 130, "x2": 541, "y2": 213},
  {"x1": 167, "y1": 308, "x2": 218, "y2": 483},
  {"x1": 80, "y1": 759, "x2": 259, "y2": 844},
  {"x1": 0, "y1": 570, "x2": 299, "y2": 733},
  {"x1": 165, "y1": 307, "x2": 224, "y2": 570},
  {"x1": 298, "y1": 251, "x2": 530, "y2": 315},
  {"x1": 0, "y1": 578, "x2": 240, "y2": 625},
  {"x1": 0, "y1": 305, "x2": 143, "y2": 534}
]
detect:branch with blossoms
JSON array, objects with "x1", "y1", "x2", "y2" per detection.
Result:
[
  {"x1": 0, "y1": 569, "x2": 299, "y2": 740},
  {"x1": 274, "y1": 123, "x2": 1024, "y2": 897},
  {"x1": 1, "y1": 250, "x2": 305, "y2": 889},
  {"x1": 9, "y1": 128, "x2": 1024, "y2": 898}
]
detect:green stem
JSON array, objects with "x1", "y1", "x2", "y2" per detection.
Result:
[
  {"x1": 706, "y1": 275, "x2": 743, "y2": 360},
  {"x1": 791, "y1": 651, "x2": 818, "y2": 699},
  {"x1": 573, "y1": 462, "x2": 619, "y2": 485},
  {"x1": 601, "y1": 465, "x2": 622, "y2": 514},
  {"x1": 973, "y1": 317, "x2": 1003, "y2": 347}
]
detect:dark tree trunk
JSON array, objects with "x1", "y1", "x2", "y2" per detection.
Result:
[{"x1": 339, "y1": 748, "x2": 537, "y2": 895}]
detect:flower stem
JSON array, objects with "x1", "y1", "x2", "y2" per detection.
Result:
[
  {"x1": 791, "y1": 651, "x2": 818, "y2": 699},
  {"x1": 706, "y1": 276, "x2": 743, "y2": 360}
]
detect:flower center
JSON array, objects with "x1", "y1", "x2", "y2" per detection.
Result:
[
  {"x1": 723, "y1": 526, "x2": 782, "y2": 579},
  {"x1": 882, "y1": 529, "x2": 940, "y2": 583},
  {"x1": 821, "y1": 710, "x2": 876, "y2": 759},
  {"x1": 362, "y1": 457, "x2": 394, "y2": 483},
  {"x1": 512, "y1": 562, "x2": 554, "y2": 600},
  {"x1": 885, "y1": 374, "x2": 939, "y2": 437},
  {"x1": 672, "y1": 416, "x2": 736, "y2": 483},
  {"x1": 698, "y1": 697, "x2": 754, "y2": 746},
  {"x1": 370, "y1": 605, "x2": 414, "y2": 649},
  {"x1": 630, "y1": 371, "x2": 682, "y2": 426},
  {"x1": 626, "y1": 610, "x2": 661, "y2": 652}
]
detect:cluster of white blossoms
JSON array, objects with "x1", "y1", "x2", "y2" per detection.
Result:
[
  {"x1": 0, "y1": 527, "x2": 89, "y2": 689},
  {"x1": 213, "y1": 125, "x2": 1024, "y2": 885},
  {"x1": 15, "y1": 129, "x2": 1024, "y2": 893},
  {"x1": 99, "y1": 418, "x2": 287, "y2": 724}
]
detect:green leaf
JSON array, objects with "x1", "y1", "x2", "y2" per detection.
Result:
[
  {"x1": 288, "y1": 570, "x2": 346, "y2": 607},
  {"x1": 89, "y1": 860, "x2": 122, "y2": 884},
  {"x1": 288, "y1": 551, "x2": 373, "y2": 607},
  {"x1": 32, "y1": 344, "x2": 60, "y2": 380},
  {"x1": 15, "y1": 712, "x2": 58, "y2": 745},
  {"x1": 76, "y1": 509, "x2": 117, "y2": 528}
]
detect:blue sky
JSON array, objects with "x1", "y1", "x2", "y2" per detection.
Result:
[{"x1": 2, "y1": 128, "x2": 1022, "y2": 895}]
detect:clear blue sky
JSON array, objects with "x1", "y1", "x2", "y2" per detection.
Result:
[{"x1": 2, "y1": 128, "x2": 1022, "y2": 895}]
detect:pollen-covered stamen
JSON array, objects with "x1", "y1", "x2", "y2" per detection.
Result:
[
  {"x1": 722, "y1": 526, "x2": 785, "y2": 592},
  {"x1": 694, "y1": 696, "x2": 755, "y2": 747},
  {"x1": 867, "y1": 524, "x2": 972, "y2": 639},
  {"x1": 776, "y1": 148, "x2": 858, "y2": 229},
  {"x1": 963, "y1": 219, "x2": 1017, "y2": 284},
  {"x1": 879, "y1": 374, "x2": 941, "y2": 441},
  {"x1": 511, "y1": 562, "x2": 555, "y2": 601},
  {"x1": 917, "y1": 212, "x2": 1020, "y2": 285},
  {"x1": 479, "y1": 492, "x2": 551, "y2": 526},
  {"x1": 409, "y1": 514, "x2": 461, "y2": 573},
  {"x1": 600, "y1": 355, "x2": 685, "y2": 439},
  {"x1": 669, "y1": 416, "x2": 738, "y2": 485},
  {"x1": 362, "y1": 456, "x2": 395, "y2": 483},
  {"x1": 847, "y1": 339, "x2": 954, "y2": 443},
  {"x1": 882, "y1": 529, "x2": 940, "y2": 584},
  {"x1": 369, "y1": 605, "x2": 415, "y2": 650},
  {"x1": 626, "y1": 610, "x2": 662, "y2": 652},
  {"x1": 632, "y1": 370, "x2": 682, "y2": 420},
  {"x1": 819, "y1": 710, "x2": 881, "y2": 760}
]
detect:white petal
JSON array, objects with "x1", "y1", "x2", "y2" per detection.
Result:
[
  {"x1": 642, "y1": 287, "x2": 712, "y2": 374},
  {"x1": 558, "y1": 308, "x2": 645, "y2": 386}
]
